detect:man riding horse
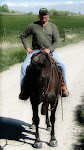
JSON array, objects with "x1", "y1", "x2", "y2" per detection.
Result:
[{"x1": 19, "y1": 8, "x2": 69, "y2": 99}]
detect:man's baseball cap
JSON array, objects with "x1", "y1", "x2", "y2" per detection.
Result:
[{"x1": 39, "y1": 8, "x2": 49, "y2": 15}]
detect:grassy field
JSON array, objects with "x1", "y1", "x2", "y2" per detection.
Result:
[
  {"x1": 0, "y1": 15, "x2": 38, "y2": 35},
  {"x1": 50, "y1": 16, "x2": 84, "y2": 29},
  {"x1": 0, "y1": 15, "x2": 84, "y2": 44},
  {"x1": 0, "y1": 15, "x2": 84, "y2": 34},
  {"x1": 0, "y1": 15, "x2": 84, "y2": 72},
  {"x1": 0, "y1": 15, "x2": 84, "y2": 43}
]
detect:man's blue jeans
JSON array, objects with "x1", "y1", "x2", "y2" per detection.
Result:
[{"x1": 21, "y1": 49, "x2": 67, "y2": 88}]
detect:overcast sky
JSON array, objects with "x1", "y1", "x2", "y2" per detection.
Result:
[{"x1": 0, "y1": 0, "x2": 84, "y2": 14}]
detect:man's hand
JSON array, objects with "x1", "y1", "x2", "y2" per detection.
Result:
[
  {"x1": 26, "y1": 47, "x2": 34, "y2": 55},
  {"x1": 41, "y1": 48, "x2": 50, "y2": 54}
]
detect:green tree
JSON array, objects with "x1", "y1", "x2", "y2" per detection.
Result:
[
  {"x1": 49, "y1": 9, "x2": 57, "y2": 15},
  {"x1": 27, "y1": 11, "x2": 33, "y2": 15},
  {"x1": 10, "y1": 10, "x2": 16, "y2": 13},
  {"x1": 2, "y1": 4, "x2": 9, "y2": 12},
  {"x1": 0, "y1": 5, "x2": 2, "y2": 11}
]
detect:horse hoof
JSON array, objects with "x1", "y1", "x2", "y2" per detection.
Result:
[
  {"x1": 33, "y1": 141, "x2": 42, "y2": 149},
  {"x1": 49, "y1": 139, "x2": 58, "y2": 147}
]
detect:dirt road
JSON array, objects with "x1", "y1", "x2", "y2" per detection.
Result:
[{"x1": 0, "y1": 41, "x2": 84, "y2": 150}]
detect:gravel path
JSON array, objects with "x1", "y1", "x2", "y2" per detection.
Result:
[{"x1": 0, "y1": 41, "x2": 84, "y2": 150}]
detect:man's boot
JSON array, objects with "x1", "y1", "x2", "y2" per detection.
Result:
[
  {"x1": 61, "y1": 85, "x2": 69, "y2": 97},
  {"x1": 19, "y1": 88, "x2": 29, "y2": 100}
]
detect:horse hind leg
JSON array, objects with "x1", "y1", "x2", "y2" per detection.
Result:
[
  {"x1": 46, "y1": 106, "x2": 51, "y2": 131},
  {"x1": 41, "y1": 103, "x2": 51, "y2": 130},
  {"x1": 49, "y1": 104, "x2": 58, "y2": 147}
]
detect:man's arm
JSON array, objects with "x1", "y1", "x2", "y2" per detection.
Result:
[{"x1": 20, "y1": 24, "x2": 33, "y2": 50}]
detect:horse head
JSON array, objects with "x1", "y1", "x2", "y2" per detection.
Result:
[
  {"x1": 31, "y1": 52, "x2": 51, "y2": 77},
  {"x1": 31, "y1": 52, "x2": 51, "y2": 66}
]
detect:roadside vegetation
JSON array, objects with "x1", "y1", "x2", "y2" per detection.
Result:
[
  {"x1": 0, "y1": 14, "x2": 84, "y2": 72},
  {"x1": 0, "y1": 48, "x2": 26, "y2": 71},
  {"x1": 74, "y1": 97, "x2": 84, "y2": 150}
]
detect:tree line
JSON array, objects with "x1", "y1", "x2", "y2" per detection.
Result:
[
  {"x1": 0, "y1": 4, "x2": 23, "y2": 14},
  {"x1": 0, "y1": 4, "x2": 82, "y2": 16}
]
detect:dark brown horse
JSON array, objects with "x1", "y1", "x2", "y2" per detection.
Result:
[{"x1": 22, "y1": 52, "x2": 61, "y2": 148}]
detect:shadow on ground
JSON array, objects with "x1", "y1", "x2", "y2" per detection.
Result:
[
  {"x1": 0, "y1": 117, "x2": 49, "y2": 149},
  {"x1": 0, "y1": 117, "x2": 36, "y2": 149}
]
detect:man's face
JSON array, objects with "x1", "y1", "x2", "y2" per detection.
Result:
[{"x1": 39, "y1": 14, "x2": 49, "y2": 23}]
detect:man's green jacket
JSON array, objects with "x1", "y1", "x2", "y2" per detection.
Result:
[{"x1": 20, "y1": 21, "x2": 59, "y2": 52}]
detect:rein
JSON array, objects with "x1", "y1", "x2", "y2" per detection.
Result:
[
  {"x1": 45, "y1": 54, "x2": 61, "y2": 112},
  {"x1": 45, "y1": 55, "x2": 64, "y2": 120},
  {"x1": 45, "y1": 55, "x2": 54, "y2": 95}
]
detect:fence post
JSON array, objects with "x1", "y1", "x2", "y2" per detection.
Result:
[
  {"x1": 63, "y1": 28, "x2": 66, "y2": 42},
  {"x1": 78, "y1": 28, "x2": 80, "y2": 33},
  {"x1": 70, "y1": 28, "x2": 72, "y2": 34},
  {"x1": 4, "y1": 28, "x2": 6, "y2": 41}
]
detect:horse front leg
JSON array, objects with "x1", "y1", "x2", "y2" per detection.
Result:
[
  {"x1": 32, "y1": 104, "x2": 42, "y2": 148},
  {"x1": 49, "y1": 103, "x2": 58, "y2": 147}
]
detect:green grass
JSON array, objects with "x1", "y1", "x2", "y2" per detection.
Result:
[
  {"x1": 0, "y1": 15, "x2": 84, "y2": 35},
  {"x1": 0, "y1": 15, "x2": 38, "y2": 35},
  {"x1": 0, "y1": 48, "x2": 26, "y2": 72},
  {"x1": 49, "y1": 16, "x2": 84, "y2": 29}
]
